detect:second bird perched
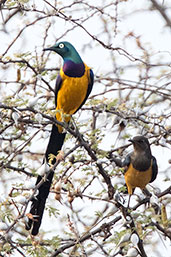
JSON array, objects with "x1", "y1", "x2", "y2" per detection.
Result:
[
  {"x1": 26, "y1": 41, "x2": 94, "y2": 235},
  {"x1": 123, "y1": 136, "x2": 158, "y2": 196}
]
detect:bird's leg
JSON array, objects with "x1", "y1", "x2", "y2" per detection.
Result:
[
  {"x1": 142, "y1": 188, "x2": 152, "y2": 198},
  {"x1": 127, "y1": 194, "x2": 131, "y2": 209}
]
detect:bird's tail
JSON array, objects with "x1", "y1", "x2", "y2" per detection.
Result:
[{"x1": 25, "y1": 124, "x2": 66, "y2": 235}]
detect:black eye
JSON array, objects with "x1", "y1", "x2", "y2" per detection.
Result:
[
  {"x1": 59, "y1": 43, "x2": 64, "y2": 49},
  {"x1": 137, "y1": 139, "x2": 144, "y2": 144}
]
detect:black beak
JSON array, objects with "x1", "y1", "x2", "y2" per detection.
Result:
[
  {"x1": 43, "y1": 46, "x2": 55, "y2": 52},
  {"x1": 43, "y1": 47, "x2": 52, "y2": 51},
  {"x1": 128, "y1": 139, "x2": 134, "y2": 143}
]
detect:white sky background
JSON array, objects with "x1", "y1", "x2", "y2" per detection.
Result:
[{"x1": 0, "y1": 0, "x2": 171, "y2": 256}]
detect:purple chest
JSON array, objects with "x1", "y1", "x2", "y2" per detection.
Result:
[{"x1": 63, "y1": 61, "x2": 85, "y2": 77}]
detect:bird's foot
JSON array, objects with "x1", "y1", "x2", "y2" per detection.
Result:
[{"x1": 48, "y1": 151, "x2": 64, "y2": 167}]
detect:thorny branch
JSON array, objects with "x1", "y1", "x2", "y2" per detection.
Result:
[{"x1": 50, "y1": 216, "x2": 122, "y2": 257}]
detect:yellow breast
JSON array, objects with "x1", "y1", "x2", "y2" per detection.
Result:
[
  {"x1": 124, "y1": 162, "x2": 152, "y2": 195},
  {"x1": 56, "y1": 64, "x2": 90, "y2": 132}
]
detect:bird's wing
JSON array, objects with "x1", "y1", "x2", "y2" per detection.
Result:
[
  {"x1": 122, "y1": 153, "x2": 131, "y2": 169},
  {"x1": 54, "y1": 74, "x2": 63, "y2": 107},
  {"x1": 74, "y1": 69, "x2": 94, "y2": 113},
  {"x1": 150, "y1": 156, "x2": 158, "y2": 183}
]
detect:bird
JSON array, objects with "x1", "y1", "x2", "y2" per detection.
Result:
[
  {"x1": 123, "y1": 136, "x2": 158, "y2": 205},
  {"x1": 25, "y1": 41, "x2": 94, "y2": 235}
]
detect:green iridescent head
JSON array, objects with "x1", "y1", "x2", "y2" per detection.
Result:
[{"x1": 43, "y1": 41, "x2": 83, "y2": 64}]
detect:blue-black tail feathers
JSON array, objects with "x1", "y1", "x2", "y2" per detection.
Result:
[{"x1": 25, "y1": 125, "x2": 66, "y2": 235}]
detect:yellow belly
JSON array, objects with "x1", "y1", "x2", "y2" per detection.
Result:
[
  {"x1": 56, "y1": 65, "x2": 90, "y2": 132},
  {"x1": 124, "y1": 163, "x2": 152, "y2": 195}
]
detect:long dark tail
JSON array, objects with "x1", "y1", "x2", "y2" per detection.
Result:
[{"x1": 25, "y1": 124, "x2": 66, "y2": 235}]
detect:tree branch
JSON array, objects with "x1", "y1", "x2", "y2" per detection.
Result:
[
  {"x1": 50, "y1": 216, "x2": 121, "y2": 257},
  {"x1": 150, "y1": 0, "x2": 171, "y2": 28}
]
